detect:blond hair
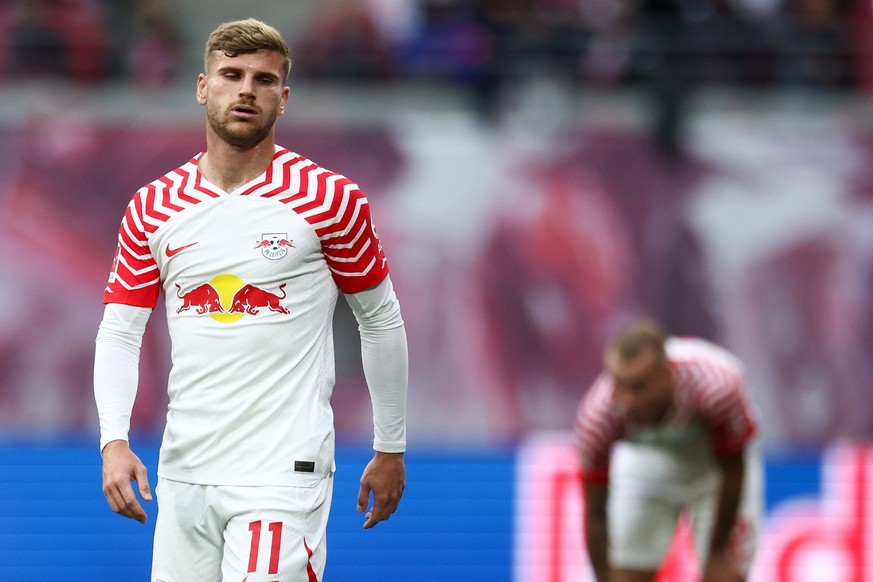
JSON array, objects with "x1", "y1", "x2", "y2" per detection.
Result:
[
  {"x1": 607, "y1": 319, "x2": 668, "y2": 362},
  {"x1": 204, "y1": 18, "x2": 292, "y2": 82}
]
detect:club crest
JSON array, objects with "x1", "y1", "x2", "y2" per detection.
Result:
[{"x1": 254, "y1": 233, "x2": 294, "y2": 260}]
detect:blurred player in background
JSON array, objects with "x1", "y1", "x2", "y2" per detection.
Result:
[
  {"x1": 93, "y1": 18, "x2": 408, "y2": 582},
  {"x1": 575, "y1": 320, "x2": 760, "y2": 582}
]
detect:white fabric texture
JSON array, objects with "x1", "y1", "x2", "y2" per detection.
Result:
[
  {"x1": 93, "y1": 303, "x2": 151, "y2": 452},
  {"x1": 151, "y1": 476, "x2": 333, "y2": 581},
  {"x1": 344, "y1": 276, "x2": 408, "y2": 452}
]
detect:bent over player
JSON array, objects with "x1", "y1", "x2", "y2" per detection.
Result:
[
  {"x1": 93, "y1": 19, "x2": 408, "y2": 582},
  {"x1": 575, "y1": 320, "x2": 760, "y2": 582}
]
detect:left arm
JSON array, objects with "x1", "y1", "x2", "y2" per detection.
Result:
[
  {"x1": 703, "y1": 451, "x2": 746, "y2": 582},
  {"x1": 711, "y1": 450, "x2": 745, "y2": 552},
  {"x1": 344, "y1": 275, "x2": 408, "y2": 528},
  {"x1": 701, "y1": 358, "x2": 757, "y2": 582}
]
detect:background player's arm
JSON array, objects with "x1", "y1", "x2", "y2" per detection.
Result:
[
  {"x1": 583, "y1": 480, "x2": 610, "y2": 582},
  {"x1": 574, "y1": 377, "x2": 620, "y2": 582},
  {"x1": 345, "y1": 275, "x2": 408, "y2": 528},
  {"x1": 703, "y1": 450, "x2": 746, "y2": 581},
  {"x1": 701, "y1": 368, "x2": 757, "y2": 580},
  {"x1": 94, "y1": 303, "x2": 153, "y2": 523}
]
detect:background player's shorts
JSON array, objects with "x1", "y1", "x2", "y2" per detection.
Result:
[
  {"x1": 151, "y1": 475, "x2": 334, "y2": 582},
  {"x1": 607, "y1": 442, "x2": 761, "y2": 572}
]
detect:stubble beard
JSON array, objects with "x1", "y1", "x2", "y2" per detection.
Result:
[{"x1": 207, "y1": 101, "x2": 278, "y2": 150}]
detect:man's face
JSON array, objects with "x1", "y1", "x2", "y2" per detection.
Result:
[
  {"x1": 606, "y1": 346, "x2": 674, "y2": 425},
  {"x1": 197, "y1": 50, "x2": 290, "y2": 150}
]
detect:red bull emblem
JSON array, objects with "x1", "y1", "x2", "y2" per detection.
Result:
[
  {"x1": 256, "y1": 233, "x2": 294, "y2": 260},
  {"x1": 175, "y1": 283, "x2": 223, "y2": 314},
  {"x1": 175, "y1": 275, "x2": 290, "y2": 322},
  {"x1": 229, "y1": 283, "x2": 290, "y2": 315}
]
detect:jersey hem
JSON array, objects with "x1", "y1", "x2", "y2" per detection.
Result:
[{"x1": 157, "y1": 468, "x2": 332, "y2": 488}]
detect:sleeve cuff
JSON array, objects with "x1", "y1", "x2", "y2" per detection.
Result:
[{"x1": 373, "y1": 440, "x2": 406, "y2": 453}]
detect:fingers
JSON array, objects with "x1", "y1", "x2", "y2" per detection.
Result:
[
  {"x1": 135, "y1": 464, "x2": 153, "y2": 502},
  {"x1": 363, "y1": 512, "x2": 378, "y2": 529},
  {"x1": 357, "y1": 483, "x2": 370, "y2": 514},
  {"x1": 101, "y1": 447, "x2": 151, "y2": 524},
  {"x1": 361, "y1": 485, "x2": 403, "y2": 529},
  {"x1": 103, "y1": 477, "x2": 148, "y2": 523},
  {"x1": 358, "y1": 452, "x2": 406, "y2": 528},
  {"x1": 121, "y1": 484, "x2": 148, "y2": 524}
]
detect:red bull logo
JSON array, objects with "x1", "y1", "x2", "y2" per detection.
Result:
[
  {"x1": 229, "y1": 284, "x2": 290, "y2": 315},
  {"x1": 175, "y1": 283, "x2": 223, "y2": 314},
  {"x1": 175, "y1": 274, "x2": 289, "y2": 323}
]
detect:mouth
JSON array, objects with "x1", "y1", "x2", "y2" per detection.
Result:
[
  {"x1": 230, "y1": 104, "x2": 258, "y2": 119},
  {"x1": 622, "y1": 409, "x2": 648, "y2": 425}
]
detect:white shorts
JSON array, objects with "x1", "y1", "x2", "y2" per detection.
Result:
[
  {"x1": 607, "y1": 442, "x2": 761, "y2": 572},
  {"x1": 151, "y1": 475, "x2": 333, "y2": 582}
]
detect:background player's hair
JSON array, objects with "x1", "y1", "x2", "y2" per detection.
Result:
[
  {"x1": 204, "y1": 18, "x2": 292, "y2": 82},
  {"x1": 608, "y1": 319, "x2": 668, "y2": 362}
]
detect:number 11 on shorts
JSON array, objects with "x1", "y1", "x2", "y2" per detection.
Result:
[{"x1": 248, "y1": 520, "x2": 283, "y2": 575}]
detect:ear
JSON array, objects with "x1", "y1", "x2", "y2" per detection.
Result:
[
  {"x1": 277, "y1": 86, "x2": 290, "y2": 116},
  {"x1": 196, "y1": 74, "x2": 207, "y2": 105}
]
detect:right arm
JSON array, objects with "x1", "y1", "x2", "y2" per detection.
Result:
[
  {"x1": 94, "y1": 303, "x2": 153, "y2": 523},
  {"x1": 574, "y1": 375, "x2": 621, "y2": 582},
  {"x1": 345, "y1": 276, "x2": 408, "y2": 529},
  {"x1": 584, "y1": 480, "x2": 610, "y2": 582}
]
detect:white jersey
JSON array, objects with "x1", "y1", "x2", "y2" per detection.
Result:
[
  {"x1": 574, "y1": 337, "x2": 758, "y2": 486},
  {"x1": 103, "y1": 146, "x2": 390, "y2": 486}
]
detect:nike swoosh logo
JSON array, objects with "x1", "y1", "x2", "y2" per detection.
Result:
[{"x1": 165, "y1": 242, "x2": 199, "y2": 257}]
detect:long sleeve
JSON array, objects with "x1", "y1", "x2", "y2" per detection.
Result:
[
  {"x1": 93, "y1": 303, "x2": 151, "y2": 452},
  {"x1": 344, "y1": 275, "x2": 408, "y2": 452}
]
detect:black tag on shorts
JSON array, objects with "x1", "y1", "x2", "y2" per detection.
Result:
[{"x1": 294, "y1": 460, "x2": 315, "y2": 473}]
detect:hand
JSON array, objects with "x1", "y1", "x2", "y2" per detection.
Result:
[
  {"x1": 702, "y1": 548, "x2": 744, "y2": 582},
  {"x1": 357, "y1": 451, "x2": 405, "y2": 529},
  {"x1": 101, "y1": 440, "x2": 152, "y2": 524}
]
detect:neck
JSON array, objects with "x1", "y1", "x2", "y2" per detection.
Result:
[{"x1": 198, "y1": 135, "x2": 276, "y2": 193}]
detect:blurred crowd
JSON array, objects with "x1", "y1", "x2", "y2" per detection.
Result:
[
  {"x1": 0, "y1": 0, "x2": 863, "y2": 92},
  {"x1": 299, "y1": 0, "x2": 861, "y2": 100},
  {"x1": 297, "y1": 0, "x2": 866, "y2": 151},
  {"x1": 0, "y1": 0, "x2": 865, "y2": 155},
  {"x1": 0, "y1": 0, "x2": 181, "y2": 86}
]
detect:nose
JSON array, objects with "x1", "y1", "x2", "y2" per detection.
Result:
[
  {"x1": 612, "y1": 387, "x2": 638, "y2": 416},
  {"x1": 239, "y1": 74, "x2": 256, "y2": 96}
]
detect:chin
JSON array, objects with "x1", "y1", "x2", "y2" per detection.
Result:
[
  {"x1": 627, "y1": 414, "x2": 655, "y2": 426},
  {"x1": 226, "y1": 129, "x2": 270, "y2": 150}
]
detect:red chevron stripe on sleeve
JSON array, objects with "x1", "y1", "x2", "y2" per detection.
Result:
[{"x1": 280, "y1": 157, "x2": 389, "y2": 294}]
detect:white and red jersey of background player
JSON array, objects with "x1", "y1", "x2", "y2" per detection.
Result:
[
  {"x1": 103, "y1": 145, "x2": 390, "y2": 486},
  {"x1": 574, "y1": 337, "x2": 758, "y2": 485}
]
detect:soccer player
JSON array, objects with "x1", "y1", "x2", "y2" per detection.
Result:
[
  {"x1": 574, "y1": 320, "x2": 760, "y2": 582},
  {"x1": 94, "y1": 18, "x2": 408, "y2": 582}
]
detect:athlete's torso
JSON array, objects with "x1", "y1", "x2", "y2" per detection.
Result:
[
  {"x1": 575, "y1": 337, "x2": 757, "y2": 485},
  {"x1": 104, "y1": 146, "x2": 389, "y2": 485}
]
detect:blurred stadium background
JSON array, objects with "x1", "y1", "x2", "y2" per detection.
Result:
[{"x1": 1, "y1": 0, "x2": 872, "y2": 579}]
